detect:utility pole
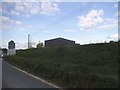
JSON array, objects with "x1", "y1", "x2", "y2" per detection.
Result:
[{"x1": 28, "y1": 34, "x2": 30, "y2": 49}]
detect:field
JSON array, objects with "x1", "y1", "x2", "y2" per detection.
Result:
[{"x1": 4, "y1": 42, "x2": 119, "y2": 88}]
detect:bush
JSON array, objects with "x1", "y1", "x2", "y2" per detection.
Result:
[{"x1": 4, "y1": 42, "x2": 119, "y2": 88}]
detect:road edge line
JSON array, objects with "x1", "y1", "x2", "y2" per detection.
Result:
[{"x1": 4, "y1": 61, "x2": 61, "y2": 89}]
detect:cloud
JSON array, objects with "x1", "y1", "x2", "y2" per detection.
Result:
[
  {"x1": 114, "y1": 12, "x2": 118, "y2": 17},
  {"x1": 114, "y1": 3, "x2": 118, "y2": 8},
  {"x1": 99, "y1": 24, "x2": 116, "y2": 30},
  {"x1": 114, "y1": 10, "x2": 120, "y2": 17},
  {"x1": 107, "y1": 34, "x2": 119, "y2": 41},
  {"x1": 0, "y1": 3, "x2": 2, "y2": 13},
  {"x1": 1, "y1": 16, "x2": 20, "y2": 30},
  {"x1": 64, "y1": 29, "x2": 74, "y2": 33},
  {"x1": 1, "y1": 16, "x2": 33, "y2": 30},
  {"x1": 16, "y1": 43, "x2": 28, "y2": 49},
  {"x1": 98, "y1": 24, "x2": 117, "y2": 30},
  {"x1": 11, "y1": 2, "x2": 40, "y2": 16},
  {"x1": 3, "y1": 2, "x2": 60, "y2": 17},
  {"x1": 77, "y1": 9, "x2": 117, "y2": 31},
  {"x1": 2, "y1": 0, "x2": 60, "y2": 2},
  {"x1": 98, "y1": 18, "x2": 118, "y2": 30},
  {"x1": 40, "y1": 2, "x2": 60, "y2": 15},
  {"x1": 78, "y1": 9, "x2": 104, "y2": 31}
]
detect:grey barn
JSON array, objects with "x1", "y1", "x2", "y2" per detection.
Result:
[{"x1": 45, "y1": 37, "x2": 75, "y2": 47}]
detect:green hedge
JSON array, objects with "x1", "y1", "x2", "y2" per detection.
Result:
[{"x1": 4, "y1": 42, "x2": 118, "y2": 88}]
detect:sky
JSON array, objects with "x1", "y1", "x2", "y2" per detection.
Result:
[{"x1": 1, "y1": 0, "x2": 119, "y2": 49}]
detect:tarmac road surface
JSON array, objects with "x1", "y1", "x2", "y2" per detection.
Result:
[
  {"x1": 2, "y1": 59, "x2": 59, "y2": 89},
  {"x1": 0, "y1": 58, "x2": 2, "y2": 89}
]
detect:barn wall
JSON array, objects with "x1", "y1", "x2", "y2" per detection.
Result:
[{"x1": 45, "y1": 38, "x2": 75, "y2": 47}]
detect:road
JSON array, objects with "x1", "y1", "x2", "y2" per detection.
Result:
[
  {"x1": 0, "y1": 58, "x2": 2, "y2": 89},
  {"x1": 2, "y1": 59, "x2": 60, "y2": 89}
]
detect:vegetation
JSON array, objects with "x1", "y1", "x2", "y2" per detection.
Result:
[
  {"x1": 4, "y1": 42, "x2": 119, "y2": 88},
  {"x1": 37, "y1": 41, "x2": 43, "y2": 48},
  {"x1": 2, "y1": 48, "x2": 7, "y2": 55}
]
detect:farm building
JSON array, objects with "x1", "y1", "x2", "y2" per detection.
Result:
[{"x1": 45, "y1": 37, "x2": 76, "y2": 47}]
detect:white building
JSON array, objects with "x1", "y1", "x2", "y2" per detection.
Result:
[
  {"x1": 8, "y1": 40, "x2": 16, "y2": 56},
  {"x1": 7, "y1": 49, "x2": 16, "y2": 56}
]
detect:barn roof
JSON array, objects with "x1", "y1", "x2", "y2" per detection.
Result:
[{"x1": 45, "y1": 37, "x2": 75, "y2": 42}]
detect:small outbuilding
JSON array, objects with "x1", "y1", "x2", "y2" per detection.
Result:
[
  {"x1": 8, "y1": 40, "x2": 16, "y2": 55},
  {"x1": 8, "y1": 40, "x2": 15, "y2": 49}
]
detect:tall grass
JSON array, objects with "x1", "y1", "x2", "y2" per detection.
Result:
[{"x1": 4, "y1": 42, "x2": 118, "y2": 88}]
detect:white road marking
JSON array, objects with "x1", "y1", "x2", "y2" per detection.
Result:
[
  {"x1": 0, "y1": 58, "x2": 2, "y2": 90},
  {"x1": 5, "y1": 61, "x2": 61, "y2": 89}
]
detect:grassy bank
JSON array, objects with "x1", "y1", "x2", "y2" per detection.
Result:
[{"x1": 4, "y1": 42, "x2": 119, "y2": 88}]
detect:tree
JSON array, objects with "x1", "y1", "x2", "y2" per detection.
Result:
[
  {"x1": 37, "y1": 41, "x2": 43, "y2": 48},
  {"x1": 109, "y1": 40, "x2": 114, "y2": 43},
  {"x1": 2, "y1": 48, "x2": 7, "y2": 55}
]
